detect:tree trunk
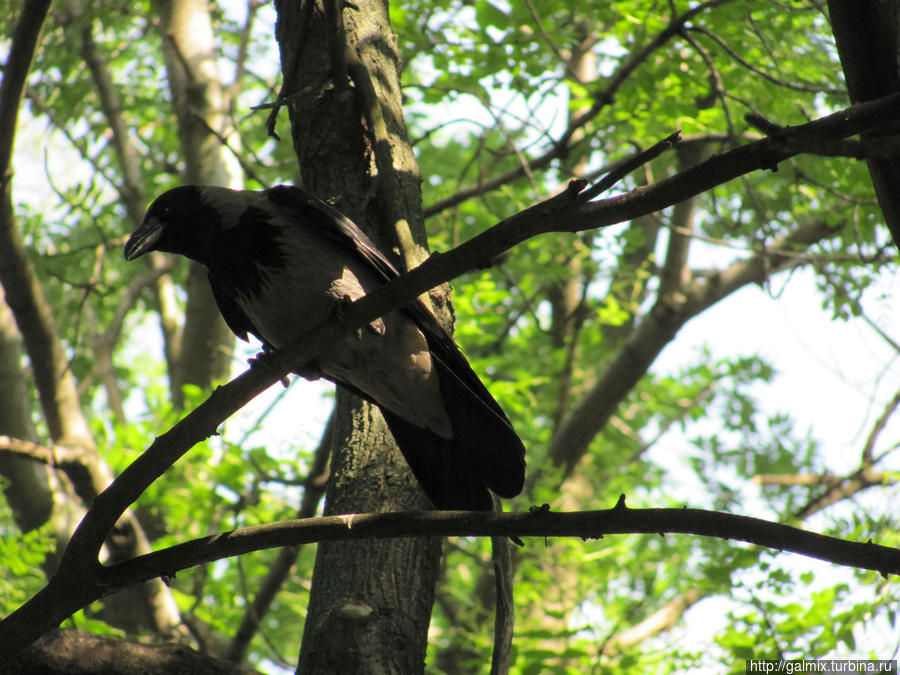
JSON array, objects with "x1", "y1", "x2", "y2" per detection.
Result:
[
  {"x1": 0, "y1": 289, "x2": 55, "y2": 537},
  {"x1": 827, "y1": 0, "x2": 900, "y2": 250},
  {"x1": 272, "y1": 1, "x2": 442, "y2": 671},
  {"x1": 299, "y1": 392, "x2": 440, "y2": 673}
]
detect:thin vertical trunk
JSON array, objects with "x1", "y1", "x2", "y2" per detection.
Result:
[{"x1": 0, "y1": 289, "x2": 54, "y2": 535}]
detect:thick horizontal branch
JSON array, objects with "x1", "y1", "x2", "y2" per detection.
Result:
[
  {"x1": 3, "y1": 501, "x2": 899, "y2": 663},
  {"x1": 107, "y1": 504, "x2": 900, "y2": 581}
]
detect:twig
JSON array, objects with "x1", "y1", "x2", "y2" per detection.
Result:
[
  {"x1": 423, "y1": 0, "x2": 739, "y2": 218},
  {"x1": 577, "y1": 131, "x2": 682, "y2": 202}
]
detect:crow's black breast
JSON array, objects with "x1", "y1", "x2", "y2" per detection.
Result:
[{"x1": 211, "y1": 205, "x2": 288, "y2": 299}]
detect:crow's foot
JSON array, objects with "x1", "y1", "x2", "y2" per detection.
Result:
[{"x1": 247, "y1": 344, "x2": 292, "y2": 388}]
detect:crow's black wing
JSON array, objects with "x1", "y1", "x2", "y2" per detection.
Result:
[
  {"x1": 407, "y1": 305, "x2": 526, "y2": 499},
  {"x1": 265, "y1": 185, "x2": 400, "y2": 283},
  {"x1": 207, "y1": 271, "x2": 268, "y2": 346}
]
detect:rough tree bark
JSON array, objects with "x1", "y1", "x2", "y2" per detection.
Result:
[
  {"x1": 272, "y1": 0, "x2": 442, "y2": 671},
  {"x1": 828, "y1": 0, "x2": 900, "y2": 250}
]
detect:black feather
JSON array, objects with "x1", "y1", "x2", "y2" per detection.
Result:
[
  {"x1": 208, "y1": 273, "x2": 258, "y2": 343},
  {"x1": 213, "y1": 205, "x2": 289, "y2": 297},
  {"x1": 265, "y1": 185, "x2": 399, "y2": 282}
]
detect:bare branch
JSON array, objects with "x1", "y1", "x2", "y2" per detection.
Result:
[{"x1": 4, "y1": 500, "x2": 900, "y2": 662}]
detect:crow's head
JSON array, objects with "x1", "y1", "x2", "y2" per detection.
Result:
[{"x1": 124, "y1": 186, "x2": 220, "y2": 263}]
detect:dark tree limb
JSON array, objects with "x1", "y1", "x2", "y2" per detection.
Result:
[{"x1": 5, "y1": 502, "x2": 900, "y2": 665}]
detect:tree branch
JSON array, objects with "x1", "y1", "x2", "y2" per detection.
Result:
[
  {"x1": 77, "y1": 15, "x2": 145, "y2": 225},
  {"x1": 489, "y1": 534, "x2": 515, "y2": 675},
  {"x1": 0, "y1": 0, "x2": 94, "y2": 450},
  {"x1": 3, "y1": 500, "x2": 899, "y2": 662},
  {"x1": 862, "y1": 386, "x2": 900, "y2": 464},
  {"x1": 50, "y1": 89, "x2": 900, "y2": 526},
  {"x1": 547, "y1": 218, "x2": 837, "y2": 474},
  {"x1": 0, "y1": 435, "x2": 89, "y2": 467},
  {"x1": 688, "y1": 25, "x2": 843, "y2": 95},
  {"x1": 602, "y1": 587, "x2": 707, "y2": 653},
  {"x1": 756, "y1": 387, "x2": 900, "y2": 520},
  {"x1": 423, "y1": 0, "x2": 739, "y2": 217},
  {"x1": 1, "y1": 6, "x2": 184, "y2": 639},
  {"x1": 0, "y1": 0, "x2": 50, "y2": 182}
]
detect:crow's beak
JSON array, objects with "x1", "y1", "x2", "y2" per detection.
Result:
[{"x1": 124, "y1": 217, "x2": 163, "y2": 260}]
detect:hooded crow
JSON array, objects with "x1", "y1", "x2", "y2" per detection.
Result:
[{"x1": 124, "y1": 184, "x2": 526, "y2": 510}]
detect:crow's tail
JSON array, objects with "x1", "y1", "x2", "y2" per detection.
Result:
[{"x1": 381, "y1": 342, "x2": 526, "y2": 511}]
